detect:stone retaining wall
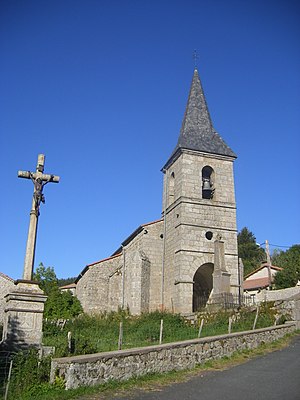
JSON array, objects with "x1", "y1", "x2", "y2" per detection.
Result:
[
  {"x1": 256, "y1": 287, "x2": 300, "y2": 303},
  {"x1": 50, "y1": 323, "x2": 296, "y2": 390}
]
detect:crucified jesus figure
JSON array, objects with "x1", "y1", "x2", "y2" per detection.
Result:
[{"x1": 29, "y1": 173, "x2": 54, "y2": 211}]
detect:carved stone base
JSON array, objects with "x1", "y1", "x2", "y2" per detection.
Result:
[{"x1": 2, "y1": 281, "x2": 47, "y2": 349}]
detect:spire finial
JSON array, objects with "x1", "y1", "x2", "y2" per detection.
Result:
[{"x1": 193, "y1": 49, "x2": 199, "y2": 69}]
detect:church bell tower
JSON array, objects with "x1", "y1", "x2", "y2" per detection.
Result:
[{"x1": 161, "y1": 68, "x2": 239, "y2": 314}]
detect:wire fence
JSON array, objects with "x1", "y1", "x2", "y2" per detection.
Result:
[
  {"x1": 0, "y1": 352, "x2": 14, "y2": 400},
  {"x1": 42, "y1": 303, "x2": 275, "y2": 357},
  {"x1": 0, "y1": 302, "x2": 280, "y2": 399},
  {"x1": 193, "y1": 293, "x2": 254, "y2": 312}
]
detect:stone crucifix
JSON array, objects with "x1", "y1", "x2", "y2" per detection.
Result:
[{"x1": 18, "y1": 154, "x2": 60, "y2": 281}]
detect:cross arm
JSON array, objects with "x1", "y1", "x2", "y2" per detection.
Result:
[{"x1": 18, "y1": 170, "x2": 60, "y2": 183}]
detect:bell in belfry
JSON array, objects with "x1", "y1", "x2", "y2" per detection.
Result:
[{"x1": 202, "y1": 177, "x2": 214, "y2": 199}]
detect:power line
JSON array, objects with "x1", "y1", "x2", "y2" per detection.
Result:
[
  {"x1": 257, "y1": 242, "x2": 294, "y2": 249},
  {"x1": 269, "y1": 243, "x2": 292, "y2": 249}
]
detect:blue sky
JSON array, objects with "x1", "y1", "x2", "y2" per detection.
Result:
[{"x1": 0, "y1": 0, "x2": 299, "y2": 280}]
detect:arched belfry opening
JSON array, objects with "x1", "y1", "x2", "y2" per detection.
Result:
[
  {"x1": 193, "y1": 263, "x2": 214, "y2": 311},
  {"x1": 202, "y1": 166, "x2": 214, "y2": 199},
  {"x1": 168, "y1": 171, "x2": 175, "y2": 205}
]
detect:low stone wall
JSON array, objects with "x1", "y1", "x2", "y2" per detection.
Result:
[
  {"x1": 256, "y1": 287, "x2": 300, "y2": 303},
  {"x1": 50, "y1": 323, "x2": 296, "y2": 390}
]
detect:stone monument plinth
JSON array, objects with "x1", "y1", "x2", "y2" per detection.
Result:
[
  {"x1": 2, "y1": 280, "x2": 47, "y2": 349},
  {"x1": 208, "y1": 236, "x2": 233, "y2": 310}
]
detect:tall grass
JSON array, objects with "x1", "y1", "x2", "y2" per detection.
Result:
[{"x1": 43, "y1": 304, "x2": 278, "y2": 357}]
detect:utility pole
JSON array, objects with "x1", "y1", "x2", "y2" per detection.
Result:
[{"x1": 265, "y1": 240, "x2": 272, "y2": 289}]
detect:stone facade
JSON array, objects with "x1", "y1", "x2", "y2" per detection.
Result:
[
  {"x1": 75, "y1": 69, "x2": 240, "y2": 315},
  {"x1": 2, "y1": 281, "x2": 47, "y2": 348},
  {"x1": 162, "y1": 151, "x2": 238, "y2": 313},
  {"x1": 76, "y1": 220, "x2": 164, "y2": 315},
  {"x1": 0, "y1": 272, "x2": 14, "y2": 324},
  {"x1": 50, "y1": 323, "x2": 296, "y2": 390}
]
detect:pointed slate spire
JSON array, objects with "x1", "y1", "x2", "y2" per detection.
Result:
[{"x1": 164, "y1": 69, "x2": 236, "y2": 168}]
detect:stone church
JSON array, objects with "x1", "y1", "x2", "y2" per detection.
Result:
[{"x1": 75, "y1": 68, "x2": 240, "y2": 315}]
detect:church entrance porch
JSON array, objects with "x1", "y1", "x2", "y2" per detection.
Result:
[{"x1": 193, "y1": 263, "x2": 214, "y2": 312}]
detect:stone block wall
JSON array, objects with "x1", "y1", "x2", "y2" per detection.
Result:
[
  {"x1": 162, "y1": 150, "x2": 239, "y2": 313},
  {"x1": 256, "y1": 287, "x2": 300, "y2": 303},
  {"x1": 51, "y1": 323, "x2": 296, "y2": 390},
  {"x1": 76, "y1": 255, "x2": 122, "y2": 314},
  {"x1": 0, "y1": 273, "x2": 15, "y2": 324},
  {"x1": 76, "y1": 220, "x2": 164, "y2": 315}
]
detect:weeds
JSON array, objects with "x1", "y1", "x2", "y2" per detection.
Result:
[{"x1": 42, "y1": 305, "x2": 286, "y2": 357}]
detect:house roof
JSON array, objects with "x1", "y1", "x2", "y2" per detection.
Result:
[
  {"x1": 75, "y1": 253, "x2": 122, "y2": 283},
  {"x1": 75, "y1": 218, "x2": 163, "y2": 283},
  {"x1": 59, "y1": 283, "x2": 76, "y2": 290},
  {"x1": 244, "y1": 263, "x2": 282, "y2": 279},
  {"x1": 111, "y1": 218, "x2": 163, "y2": 256},
  {"x1": 244, "y1": 277, "x2": 270, "y2": 290},
  {"x1": 163, "y1": 69, "x2": 236, "y2": 169},
  {"x1": 0, "y1": 272, "x2": 14, "y2": 282}
]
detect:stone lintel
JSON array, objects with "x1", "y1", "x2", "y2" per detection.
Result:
[
  {"x1": 11, "y1": 280, "x2": 45, "y2": 295},
  {"x1": 4, "y1": 307, "x2": 45, "y2": 314},
  {"x1": 15, "y1": 279, "x2": 40, "y2": 285},
  {"x1": 174, "y1": 222, "x2": 238, "y2": 233},
  {"x1": 165, "y1": 196, "x2": 237, "y2": 215},
  {"x1": 174, "y1": 249, "x2": 237, "y2": 257},
  {"x1": 5, "y1": 291, "x2": 47, "y2": 302}
]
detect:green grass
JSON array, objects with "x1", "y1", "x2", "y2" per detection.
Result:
[
  {"x1": 43, "y1": 305, "x2": 278, "y2": 358},
  {"x1": 7, "y1": 304, "x2": 290, "y2": 400}
]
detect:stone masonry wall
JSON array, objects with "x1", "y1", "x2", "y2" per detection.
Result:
[
  {"x1": 76, "y1": 255, "x2": 122, "y2": 314},
  {"x1": 256, "y1": 287, "x2": 300, "y2": 303},
  {"x1": 0, "y1": 273, "x2": 15, "y2": 324},
  {"x1": 76, "y1": 220, "x2": 164, "y2": 315},
  {"x1": 162, "y1": 150, "x2": 239, "y2": 313},
  {"x1": 51, "y1": 323, "x2": 296, "y2": 390}
]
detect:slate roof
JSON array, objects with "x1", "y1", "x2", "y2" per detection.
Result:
[{"x1": 164, "y1": 69, "x2": 236, "y2": 168}]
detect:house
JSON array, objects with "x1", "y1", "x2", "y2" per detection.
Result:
[
  {"x1": 243, "y1": 263, "x2": 282, "y2": 297},
  {"x1": 59, "y1": 283, "x2": 76, "y2": 295}
]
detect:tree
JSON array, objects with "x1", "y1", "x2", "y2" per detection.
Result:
[
  {"x1": 273, "y1": 245, "x2": 300, "y2": 289},
  {"x1": 237, "y1": 227, "x2": 266, "y2": 277},
  {"x1": 34, "y1": 263, "x2": 83, "y2": 319},
  {"x1": 57, "y1": 277, "x2": 77, "y2": 287},
  {"x1": 33, "y1": 263, "x2": 58, "y2": 295}
]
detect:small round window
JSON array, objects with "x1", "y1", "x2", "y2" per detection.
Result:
[{"x1": 205, "y1": 231, "x2": 213, "y2": 240}]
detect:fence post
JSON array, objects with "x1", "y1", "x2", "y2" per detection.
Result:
[
  {"x1": 4, "y1": 359, "x2": 13, "y2": 400},
  {"x1": 118, "y1": 321, "x2": 123, "y2": 350},
  {"x1": 198, "y1": 318, "x2": 204, "y2": 338},
  {"x1": 67, "y1": 331, "x2": 72, "y2": 353},
  {"x1": 253, "y1": 305, "x2": 259, "y2": 330},
  {"x1": 228, "y1": 317, "x2": 232, "y2": 334},
  {"x1": 159, "y1": 319, "x2": 164, "y2": 345}
]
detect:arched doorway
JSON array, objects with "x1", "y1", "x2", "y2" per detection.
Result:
[{"x1": 193, "y1": 263, "x2": 214, "y2": 311}]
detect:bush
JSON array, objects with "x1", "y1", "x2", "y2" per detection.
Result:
[{"x1": 8, "y1": 349, "x2": 52, "y2": 399}]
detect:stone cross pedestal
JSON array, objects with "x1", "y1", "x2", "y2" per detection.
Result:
[
  {"x1": 2, "y1": 154, "x2": 59, "y2": 349},
  {"x1": 2, "y1": 281, "x2": 47, "y2": 349}
]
